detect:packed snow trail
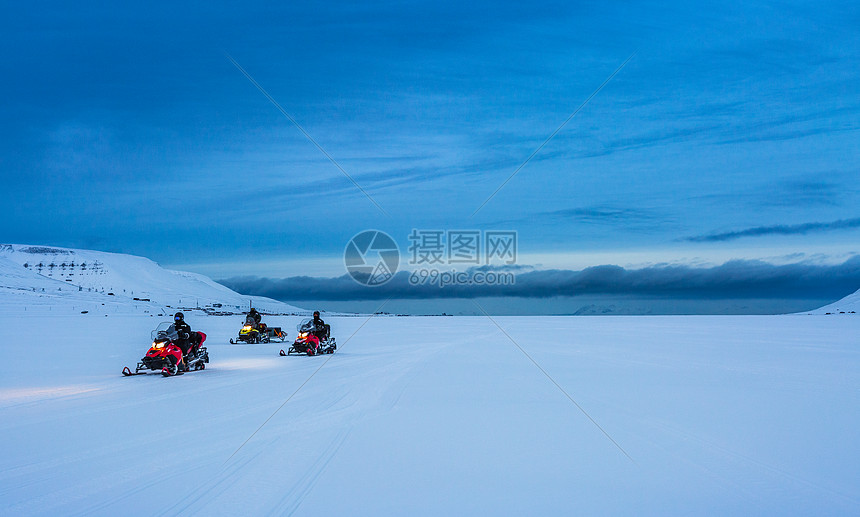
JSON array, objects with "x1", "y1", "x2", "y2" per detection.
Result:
[{"x1": 0, "y1": 314, "x2": 858, "y2": 515}]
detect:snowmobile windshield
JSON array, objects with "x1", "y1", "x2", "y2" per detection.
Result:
[
  {"x1": 151, "y1": 322, "x2": 180, "y2": 342},
  {"x1": 297, "y1": 318, "x2": 317, "y2": 333},
  {"x1": 245, "y1": 315, "x2": 256, "y2": 325}
]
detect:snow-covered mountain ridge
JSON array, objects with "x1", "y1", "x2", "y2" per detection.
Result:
[{"x1": 0, "y1": 244, "x2": 304, "y2": 315}]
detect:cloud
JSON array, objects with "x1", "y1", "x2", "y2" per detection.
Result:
[
  {"x1": 762, "y1": 179, "x2": 843, "y2": 208},
  {"x1": 220, "y1": 256, "x2": 860, "y2": 302},
  {"x1": 488, "y1": 206, "x2": 672, "y2": 233},
  {"x1": 685, "y1": 217, "x2": 860, "y2": 242},
  {"x1": 539, "y1": 206, "x2": 668, "y2": 227}
]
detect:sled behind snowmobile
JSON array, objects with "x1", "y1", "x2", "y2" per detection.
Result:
[{"x1": 230, "y1": 323, "x2": 287, "y2": 344}]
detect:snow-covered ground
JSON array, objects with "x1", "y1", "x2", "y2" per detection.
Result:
[{"x1": 0, "y1": 312, "x2": 857, "y2": 515}]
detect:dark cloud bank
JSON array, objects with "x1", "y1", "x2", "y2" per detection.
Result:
[{"x1": 220, "y1": 256, "x2": 860, "y2": 304}]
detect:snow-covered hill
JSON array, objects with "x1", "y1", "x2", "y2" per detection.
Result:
[
  {"x1": 809, "y1": 287, "x2": 860, "y2": 314},
  {"x1": 0, "y1": 244, "x2": 304, "y2": 315}
]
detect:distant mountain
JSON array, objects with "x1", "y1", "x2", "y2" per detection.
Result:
[
  {"x1": 0, "y1": 244, "x2": 305, "y2": 315},
  {"x1": 809, "y1": 288, "x2": 860, "y2": 314}
]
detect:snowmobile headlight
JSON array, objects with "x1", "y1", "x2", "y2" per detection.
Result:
[
  {"x1": 153, "y1": 340, "x2": 165, "y2": 349},
  {"x1": 299, "y1": 332, "x2": 307, "y2": 338},
  {"x1": 242, "y1": 325, "x2": 252, "y2": 331}
]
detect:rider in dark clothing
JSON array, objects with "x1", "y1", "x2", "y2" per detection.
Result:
[
  {"x1": 312, "y1": 311, "x2": 330, "y2": 341},
  {"x1": 172, "y1": 312, "x2": 195, "y2": 358},
  {"x1": 247, "y1": 308, "x2": 267, "y2": 334}
]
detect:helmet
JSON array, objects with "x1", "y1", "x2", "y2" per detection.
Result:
[
  {"x1": 174, "y1": 312, "x2": 184, "y2": 322},
  {"x1": 313, "y1": 311, "x2": 320, "y2": 317}
]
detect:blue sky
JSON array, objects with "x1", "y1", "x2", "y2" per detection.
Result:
[{"x1": 2, "y1": 1, "x2": 859, "y2": 310}]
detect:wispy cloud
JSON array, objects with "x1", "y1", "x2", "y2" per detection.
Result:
[
  {"x1": 685, "y1": 217, "x2": 860, "y2": 242},
  {"x1": 542, "y1": 206, "x2": 664, "y2": 225},
  {"x1": 489, "y1": 206, "x2": 670, "y2": 232},
  {"x1": 763, "y1": 179, "x2": 843, "y2": 208}
]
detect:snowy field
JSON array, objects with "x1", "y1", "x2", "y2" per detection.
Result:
[{"x1": 0, "y1": 313, "x2": 858, "y2": 516}]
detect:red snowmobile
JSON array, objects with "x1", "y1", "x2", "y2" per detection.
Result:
[
  {"x1": 123, "y1": 322, "x2": 209, "y2": 377},
  {"x1": 280, "y1": 318, "x2": 336, "y2": 356}
]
